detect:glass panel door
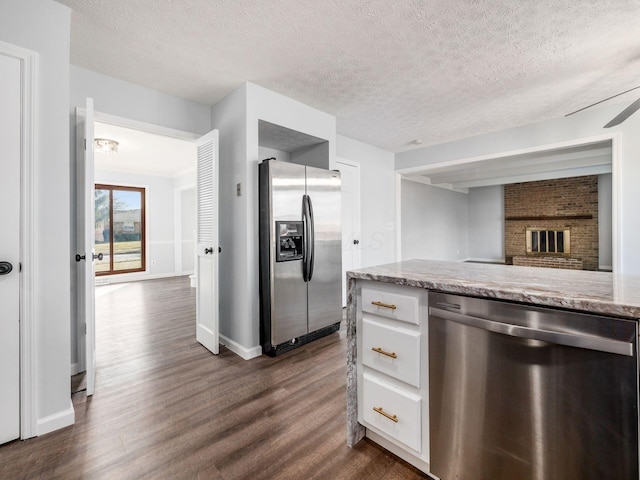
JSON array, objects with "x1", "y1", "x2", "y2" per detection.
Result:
[
  {"x1": 94, "y1": 188, "x2": 111, "y2": 273},
  {"x1": 112, "y1": 189, "x2": 143, "y2": 271},
  {"x1": 95, "y1": 184, "x2": 145, "y2": 275}
]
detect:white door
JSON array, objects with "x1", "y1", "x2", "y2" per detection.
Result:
[
  {"x1": 195, "y1": 130, "x2": 219, "y2": 354},
  {"x1": 337, "y1": 159, "x2": 361, "y2": 307},
  {"x1": 76, "y1": 98, "x2": 97, "y2": 396},
  {"x1": 0, "y1": 52, "x2": 21, "y2": 444}
]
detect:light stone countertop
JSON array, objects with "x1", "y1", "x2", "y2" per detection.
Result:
[
  {"x1": 346, "y1": 259, "x2": 640, "y2": 319},
  {"x1": 345, "y1": 259, "x2": 640, "y2": 448}
]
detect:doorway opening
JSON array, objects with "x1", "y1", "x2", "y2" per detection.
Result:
[{"x1": 73, "y1": 114, "x2": 200, "y2": 394}]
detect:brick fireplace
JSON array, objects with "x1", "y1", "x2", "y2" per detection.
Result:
[{"x1": 504, "y1": 176, "x2": 599, "y2": 271}]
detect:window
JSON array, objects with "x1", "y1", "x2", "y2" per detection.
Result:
[
  {"x1": 526, "y1": 228, "x2": 570, "y2": 255},
  {"x1": 95, "y1": 185, "x2": 146, "y2": 275}
]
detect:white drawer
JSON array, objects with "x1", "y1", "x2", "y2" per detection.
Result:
[
  {"x1": 361, "y1": 286, "x2": 419, "y2": 325},
  {"x1": 362, "y1": 318, "x2": 421, "y2": 387},
  {"x1": 362, "y1": 373, "x2": 421, "y2": 452}
]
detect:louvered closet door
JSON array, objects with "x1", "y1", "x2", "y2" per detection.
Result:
[{"x1": 196, "y1": 130, "x2": 219, "y2": 355}]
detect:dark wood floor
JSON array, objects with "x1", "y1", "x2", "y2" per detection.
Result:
[{"x1": 0, "y1": 276, "x2": 428, "y2": 479}]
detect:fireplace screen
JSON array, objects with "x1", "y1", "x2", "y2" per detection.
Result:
[{"x1": 526, "y1": 228, "x2": 570, "y2": 255}]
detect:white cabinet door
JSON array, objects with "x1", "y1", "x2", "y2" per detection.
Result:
[
  {"x1": 195, "y1": 130, "x2": 219, "y2": 355},
  {"x1": 0, "y1": 51, "x2": 21, "y2": 444}
]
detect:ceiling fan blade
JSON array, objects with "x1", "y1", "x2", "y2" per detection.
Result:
[
  {"x1": 566, "y1": 85, "x2": 640, "y2": 117},
  {"x1": 604, "y1": 97, "x2": 640, "y2": 128}
]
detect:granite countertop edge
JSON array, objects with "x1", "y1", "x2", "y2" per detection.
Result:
[{"x1": 347, "y1": 260, "x2": 640, "y2": 320}]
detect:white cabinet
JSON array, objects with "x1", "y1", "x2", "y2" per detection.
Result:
[
  {"x1": 356, "y1": 281, "x2": 430, "y2": 472},
  {"x1": 361, "y1": 372, "x2": 422, "y2": 451},
  {"x1": 362, "y1": 318, "x2": 421, "y2": 387}
]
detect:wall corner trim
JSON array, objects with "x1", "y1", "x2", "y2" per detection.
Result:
[
  {"x1": 36, "y1": 400, "x2": 75, "y2": 437},
  {"x1": 219, "y1": 334, "x2": 261, "y2": 360}
]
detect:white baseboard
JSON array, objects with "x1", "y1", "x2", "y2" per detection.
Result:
[
  {"x1": 219, "y1": 334, "x2": 262, "y2": 360},
  {"x1": 599, "y1": 265, "x2": 613, "y2": 272},
  {"x1": 37, "y1": 399, "x2": 75, "y2": 436},
  {"x1": 70, "y1": 363, "x2": 79, "y2": 376}
]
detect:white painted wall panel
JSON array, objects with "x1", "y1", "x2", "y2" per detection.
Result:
[
  {"x1": 337, "y1": 135, "x2": 396, "y2": 268},
  {"x1": 181, "y1": 188, "x2": 196, "y2": 273},
  {"x1": 599, "y1": 173, "x2": 613, "y2": 270},
  {"x1": 401, "y1": 180, "x2": 469, "y2": 262},
  {"x1": 0, "y1": 0, "x2": 73, "y2": 434},
  {"x1": 467, "y1": 185, "x2": 504, "y2": 262}
]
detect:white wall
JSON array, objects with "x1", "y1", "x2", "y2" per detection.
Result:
[
  {"x1": 0, "y1": 0, "x2": 73, "y2": 435},
  {"x1": 467, "y1": 185, "x2": 504, "y2": 261},
  {"x1": 599, "y1": 173, "x2": 613, "y2": 270},
  {"x1": 210, "y1": 83, "x2": 250, "y2": 354},
  {"x1": 94, "y1": 170, "x2": 177, "y2": 277},
  {"x1": 259, "y1": 146, "x2": 290, "y2": 163},
  {"x1": 70, "y1": 66, "x2": 211, "y2": 135},
  {"x1": 180, "y1": 187, "x2": 196, "y2": 273},
  {"x1": 336, "y1": 135, "x2": 396, "y2": 268},
  {"x1": 396, "y1": 100, "x2": 640, "y2": 274},
  {"x1": 401, "y1": 180, "x2": 469, "y2": 261}
]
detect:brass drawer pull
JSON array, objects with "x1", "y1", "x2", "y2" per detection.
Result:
[
  {"x1": 371, "y1": 347, "x2": 397, "y2": 359},
  {"x1": 373, "y1": 406, "x2": 398, "y2": 423},
  {"x1": 371, "y1": 300, "x2": 397, "y2": 310}
]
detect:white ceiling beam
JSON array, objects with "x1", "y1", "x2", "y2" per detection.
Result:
[
  {"x1": 425, "y1": 153, "x2": 612, "y2": 185},
  {"x1": 445, "y1": 164, "x2": 612, "y2": 189}
]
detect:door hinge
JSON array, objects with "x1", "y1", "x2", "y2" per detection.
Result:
[
  {"x1": 84, "y1": 323, "x2": 87, "y2": 335},
  {"x1": 84, "y1": 138, "x2": 87, "y2": 151}
]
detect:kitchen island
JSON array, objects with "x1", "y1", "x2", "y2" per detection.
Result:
[{"x1": 346, "y1": 259, "x2": 640, "y2": 479}]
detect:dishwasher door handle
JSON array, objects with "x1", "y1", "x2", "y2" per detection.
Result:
[{"x1": 430, "y1": 307, "x2": 634, "y2": 357}]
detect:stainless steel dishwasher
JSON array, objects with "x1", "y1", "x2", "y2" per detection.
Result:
[{"x1": 428, "y1": 291, "x2": 639, "y2": 480}]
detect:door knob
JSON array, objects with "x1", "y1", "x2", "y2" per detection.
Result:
[
  {"x1": 204, "y1": 247, "x2": 213, "y2": 254},
  {"x1": 75, "y1": 254, "x2": 86, "y2": 262},
  {"x1": 353, "y1": 239, "x2": 360, "y2": 245},
  {"x1": 0, "y1": 261, "x2": 13, "y2": 275},
  {"x1": 93, "y1": 253, "x2": 104, "y2": 261}
]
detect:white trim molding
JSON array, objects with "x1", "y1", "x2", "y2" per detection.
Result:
[
  {"x1": 36, "y1": 400, "x2": 75, "y2": 437},
  {"x1": 395, "y1": 173, "x2": 402, "y2": 262},
  {"x1": 92, "y1": 110, "x2": 200, "y2": 141},
  {"x1": 219, "y1": 334, "x2": 261, "y2": 360},
  {"x1": 610, "y1": 132, "x2": 622, "y2": 274},
  {"x1": 0, "y1": 40, "x2": 39, "y2": 440}
]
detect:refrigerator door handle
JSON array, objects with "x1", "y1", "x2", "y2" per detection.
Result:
[
  {"x1": 302, "y1": 194, "x2": 310, "y2": 282},
  {"x1": 307, "y1": 195, "x2": 315, "y2": 281}
]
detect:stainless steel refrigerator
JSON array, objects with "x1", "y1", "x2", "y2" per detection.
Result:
[{"x1": 259, "y1": 159, "x2": 342, "y2": 356}]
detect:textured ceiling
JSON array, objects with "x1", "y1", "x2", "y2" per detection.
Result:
[{"x1": 57, "y1": 0, "x2": 640, "y2": 153}]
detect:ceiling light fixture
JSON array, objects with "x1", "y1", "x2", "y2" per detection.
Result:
[{"x1": 94, "y1": 138, "x2": 119, "y2": 154}]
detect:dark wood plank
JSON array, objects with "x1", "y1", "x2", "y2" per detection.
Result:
[{"x1": 0, "y1": 276, "x2": 428, "y2": 480}]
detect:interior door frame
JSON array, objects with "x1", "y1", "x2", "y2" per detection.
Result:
[
  {"x1": 0, "y1": 40, "x2": 37, "y2": 439},
  {"x1": 336, "y1": 157, "x2": 361, "y2": 307},
  {"x1": 73, "y1": 110, "x2": 199, "y2": 375}
]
